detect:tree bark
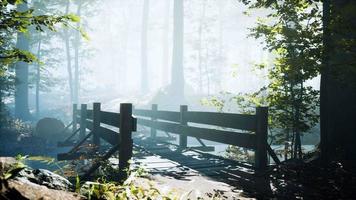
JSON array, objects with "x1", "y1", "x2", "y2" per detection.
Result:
[
  {"x1": 73, "y1": 1, "x2": 83, "y2": 104},
  {"x1": 15, "y1": 2, "x2": 31, "y2": 120},
  {"x1": 141, "y1": 0, "x2": 149, "y2": 94},
  {"x1": 320, "y1": 0, "x2": 356, "y2": 161},
  {"x1": 64, "y1": 0, "x2": 73, "y2": 104},
  {"x1": 161, "y1": 0, "x2": 171, "y2": 87},
  {"x1": 35, "y1": 40, "x2": 41, "y2": 118},
  {"x1": 171, "y1": 0, "x2": 184, "y2": 98}
]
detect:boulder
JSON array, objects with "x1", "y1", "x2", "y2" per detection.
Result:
[
  {"x1": 0, "y1": 157, "x2": 17, "y2": 175},
  {"x1": 14, "y1": 168, "x2": 72, "y2": 191},
  {"x1": 35, "y1": 118, "x2": 65, "y2": 143},
  {"x1": 0, "y1": 157, "x2": 84, "y2": 200}
]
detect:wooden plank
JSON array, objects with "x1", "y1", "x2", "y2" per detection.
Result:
[
  {"x1": 137, "y1": 118, "x2": 151, "y2": 127},
  {"x1": 101, "y1": 111, "x2": 120, "y2": 127},
  {"x1": 86, "y1": 109, "x2": 93, "y2": 120},
  {"x1": 181, "y1": 126, "x2": 256, "y2": 149},
  {"x1": 154, "y1": 111, "x2": 180, "y2": 122},
  {"x1": 153, "y1": 120, "x2": 180, "y2": 133},
  {"x1": 133, "y1": 109, "x2": 152, "y2": 118},
  {"x1": 98, "y1": 126, "x2": 120, "y2": 146},
  {"x1": 185, "y1": 111, "x2": 257, "y2": 131},
  {"x1": 86, "y1": 120, "x2": 93, "y2": 130},
  {"x1": 137, "y1": 118, "x2": 179, "y2": 134},
  {"x1": 255, "y1": 107, "x2": 268, "y2": 171}
]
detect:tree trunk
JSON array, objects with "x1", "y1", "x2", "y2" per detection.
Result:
[
  {"x1": 320, "y1": 0, "x2": 356, "y2": 161},
  {"x1": 73, "y1": 2, "x2": 82, "y2": 104},
  {"x1": 141, "y1": 0, "x2": 149, "y2": 94},
  {"x1": 161, "y1": 0, "x2": 171, "y2": 87},
  {"x1": 64, "y1": 0, "x2": 73, "y2": 104},
  {"x1": 15, "y1": 2, "x2": 31, "y2": 120},
  {"x1": 197, "y1": 0, "x2": 206, "y2": 93},
  {"x1": 35, "y1": 40, "x2": 41, "y2": 118},
  {"x1": 170, "y1": 0, "x2": 184, "y2": 98}
]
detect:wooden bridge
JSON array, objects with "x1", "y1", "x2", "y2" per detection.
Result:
[{"x1": 57, "y1": 102, "x2": 279, "y2": 194}]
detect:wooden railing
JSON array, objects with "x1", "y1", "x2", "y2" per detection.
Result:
[
  {"x1": 58, "y1": 102, "x2": 270, "y2": 179},
  {"x1": 133, "y1": 104, "x2": 268, "y2": 171},
  {"x1": 57, "y1": 103, "x2": 136, "y2": 180}
]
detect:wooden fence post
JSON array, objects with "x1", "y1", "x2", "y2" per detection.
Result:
[
  {"x1": 93, "y1": 103, "x2": 101, "y2": 148},
  {"x1": 255, "y1": 107, "x2": 268, "y2": 172},
  {"x1": 151, "y1": 104, "x2": 157, "y2": 139},
  {"x1": 72, "y1": 104, "x2": 77, "y2": 133},
  {"x1": 179, "y1": 105, "x2": 188, "y2": 148},
  {"x1": 79, "y1": 104, "x2": 87, "y2": 140},
  {"x1": 119, "y1": 103, "x2": 133, "y2": 180}
]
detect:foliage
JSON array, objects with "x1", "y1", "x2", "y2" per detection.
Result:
[
  {"x1": 203, "y1": 0, "x2": 322, "y2": 159},
  {"x1": 0, "y1": 0, "x2": 80, "y2": 123},
  {"x1": 0, "y1": 154, "x2": 27, "y2": 180},
  {"x1": 242, "y1": 0, "x2": 322, "y2": 159}
]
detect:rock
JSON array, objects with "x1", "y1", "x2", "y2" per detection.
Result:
[
  {"x1": 14, "y1": 168, "x2": 72, "y2": 191},
  {"x1": 0, "y1": 157, "x2": 17, "y2": 175},
  {"x1": 0, "y1": 157, "x2": 84, "y2": 200},
  {"x1": 4, "y1": 179, "x2": 85, "y2": 200},
  {"x1": 35, "y1": 118, "x2": 65, "y2": 143}
]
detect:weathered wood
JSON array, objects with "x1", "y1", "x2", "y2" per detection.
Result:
[
  {"x1": 154, "y1": 110, "x2": 180, "y2": 122},
  {"x1": 151, "y1": 104, "x2": 157, "y2": 138},
  {"x1": 267, "y1": 144, "x2": 281, "y2": 165},
  {"x1": 57, "y1": 152, "x2": 88, "y2": 161},
  {"x1": 179, "y1": 105, "x2": 188, "y2": 148},
  {"x1": 101, "y1": 111, "x2": 120, "y2": 127},
  {"x1": 137, "y1": 118, "x2": 179, "y2": 133},
  {"x1": 255, "y1": 107, "x2": 268, "y2": 171},
  {"x1": 82, "y1": 145, "x2": 119, "y2": 180},
  {"x1": 185, "y1": 111, "x2": 257, "y2": 131},
  {"x1": 93, "y1": 103, "x2": 101, "y2": 148},
  {"x1": 98, "y1": 126, "x2": 119, "y2": 146},
  {"x1": 72, "y1": 104, "x2": 77, "y2": 134},
  {"x1": 119, "y1": 103, "x2": 133, "y2": 180},
  {"x1": 133, "y1": 109, "x2": 152, "y2": 117},
  {"x1": 86, "y1": 109, "x2": 93, "y2": 120},
  {"x1": 181, "y1": 126, "x2": 256, "y2": 149},
  {"x1": 79, "y1": 104, "x2": 87, "y2": 140},
  {"x1": 85, "y1": 119, "x2": 93, "y2": 130},
  {"x1": 68, "y1": 131, "x2": 93, "y2": 154}
]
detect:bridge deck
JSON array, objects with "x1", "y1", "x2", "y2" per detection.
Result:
[{"x1": 129, "y1": 134, "x2": 272, "y2": 199}]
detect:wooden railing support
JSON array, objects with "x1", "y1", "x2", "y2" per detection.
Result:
[
  {"x1": 72, "y1": 104, "x2": 77, "y2": 133},
  {"x1": 93, "y1": 102, "x2": 101, "y2": 148},
  {"x1": 151, "y1": 104, "x2": 157, "y2": 139},
  {"x1": 119, "y1": 103, "x2": 133, "y2": 180},
  {"x1": 79, "y1": 104, "x2": 87, "y2": 140},
  {"x1": 179, "y1": 105, "x2": 188, "y2": 148},
  {"x1": 255, "y1": 107, "x2": 268, "y2": 171}
]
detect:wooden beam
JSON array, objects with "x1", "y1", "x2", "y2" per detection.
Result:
[
  {"x1": 151, "y1": 104, "x2": 157, "y2": 138},
  {"x1": 101, "y1": 111, "x2": 120, "y2": 127},
  {"x1": 181, "y1": 126, "x2": 256, "y2": 149},
  {"x1": 79, "y1": 104, "x2": 87, "y2": 140},
  {"x1": 185, "y1": 111, "x2": 257, "y2": 131},
  {"x1": 255, "y1": 107, "x2": 268, "y2": 171},
  {"x1": 179, "y1": 105, "x2": 188, "y2": 148},
  {"x1": 119, "y1": 103, "x2": 134, "y2": 180},
  {"x1": 93, "y1": 103, "x2": 101, "y2": 148}
]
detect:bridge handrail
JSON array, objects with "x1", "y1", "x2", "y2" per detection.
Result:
[{"x1": 132, "y1": 104, "x2": 268, "y2": 171}]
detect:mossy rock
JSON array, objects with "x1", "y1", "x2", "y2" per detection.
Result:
[{"x1": 35, "y1": 118, "x2": 66, "y2": 143}]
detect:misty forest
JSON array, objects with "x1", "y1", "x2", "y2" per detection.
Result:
[{"x1": 0, "y1": 0, "x2": 356, "y2": 199}]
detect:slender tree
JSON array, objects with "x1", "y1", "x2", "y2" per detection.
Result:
[
  {"x1": 141, "y1": 0, "x2": 150, "y2": 94},
  {"x1": 15, "y1": 2, "x2": 31, "y2": 120},
  {"x1": 161, "y1": 0, "x2": 171, "y2": 87},
  {"x1": 170, "y1": 0, "x2": 184, "y2": 98}
]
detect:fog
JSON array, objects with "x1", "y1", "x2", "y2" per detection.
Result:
[{"x1": 23, "y1": 0, "x2": 316, "y2": 115}]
